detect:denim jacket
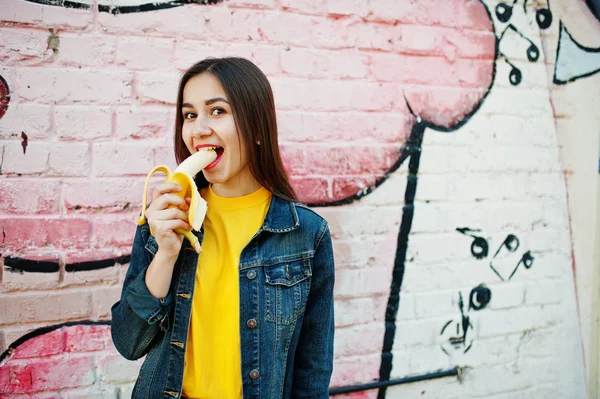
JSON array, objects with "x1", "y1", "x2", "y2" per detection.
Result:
[{"x1": 111, "y1": 195, "x2": 335, "y2": 399}]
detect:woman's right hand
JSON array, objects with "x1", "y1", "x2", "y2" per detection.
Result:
[{"x1": 144, "y1": 182, "x2": 191, "y2": 258}]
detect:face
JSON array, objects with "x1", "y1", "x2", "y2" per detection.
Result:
[{"x1": 181, "y1": 73, "x2": 258, "y2": 197}]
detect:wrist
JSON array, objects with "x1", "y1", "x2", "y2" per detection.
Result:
[{"x1": 155, "y1": 247, "x2": 180, "y2": 263}]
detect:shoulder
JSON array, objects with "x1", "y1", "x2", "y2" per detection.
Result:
[
  {"x1": 291, "y1": 202, "x2": 330, "y2": 246},
  {"x1": 293, "y1": 202, "x2": 327, "y2": 227}
]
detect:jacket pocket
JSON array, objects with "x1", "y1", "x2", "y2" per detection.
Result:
[{"x1": 264, "y1": 257, "x2": 312, "y2": 325}]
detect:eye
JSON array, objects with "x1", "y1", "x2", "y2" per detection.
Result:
[
  {"x1": 183, "y1": 112, "x2": 196, "y2": 120},
  {"x1": 210, "y1": 107, "x2": 225, "y2": 116}
]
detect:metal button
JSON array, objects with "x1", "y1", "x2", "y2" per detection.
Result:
[
  {"x1": 247, "y1": 319, "x2": 257, "y2": 329},
  {"x1": 246, "y1": 270, "x2": 257, "y2": 280},
  {"x1": 249, "y1": 369, "x2": 259, "y2": 380}
]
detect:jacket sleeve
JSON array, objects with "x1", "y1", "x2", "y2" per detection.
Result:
[
  {"x1": 292, "y1": 220, "x2": 335, "y2": 398},
  {"x1": 110, "y1": 223, "x2": 175, "y2": 360}
]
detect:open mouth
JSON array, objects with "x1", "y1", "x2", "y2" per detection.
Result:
[{"x1": 199, "y1": 146, "x2": 223, "y2": 170}]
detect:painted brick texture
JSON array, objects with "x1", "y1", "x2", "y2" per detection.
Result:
[{"x1": 1, "y1": 0, "x2": 598, "y2": 398}]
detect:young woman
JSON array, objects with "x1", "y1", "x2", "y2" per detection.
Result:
[{"x1": 111, "y1": 57, "x2": 335, "y2": 399}]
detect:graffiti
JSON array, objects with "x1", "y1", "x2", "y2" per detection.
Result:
[
  {"x1": 3, "y1": 255, "x2": 130, "y2": 274},
  {"x1": 493, "y1": 0, "x2": 553, "y2": 86},
  {"x1": 0, "y1": 74, "x2": 9, "y2": 120},
  {"x1": 0, "y1": 322, "x2": 111, "y2": 395},
  {"x1": 20, "y1": 132, "x2": 28, "y2": 155},
  {"x1": 457, "y1": 228, "x2": 535, "y2": 281},
  {"x1": 439, "y1": 285, "x2": 491, "y2": 356},
  {"x1": 20, "y1": 0, "x2": 223, "y2": 14},
  {"x1": 438, "y1": 228, "x2": 535, "y2": 356},
  {"x1": 554, "y1": 22, "x2": 600, "y2": 84},
  {"x1": 1, "y1": 0, "x2": 589, "y2": 396}
]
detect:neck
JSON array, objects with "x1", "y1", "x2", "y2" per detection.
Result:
[{"x1": 211, "y1": 171, "x2": 262, "y2": 198}]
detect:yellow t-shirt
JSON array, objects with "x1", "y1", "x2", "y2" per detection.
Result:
[{"x1": 182, "y1": 185, "x2": 272, "y2": 399}]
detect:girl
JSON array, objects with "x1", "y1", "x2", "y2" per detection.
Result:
[{"x1": 111, "y1": 57, "x2": 335, "y2": 399}]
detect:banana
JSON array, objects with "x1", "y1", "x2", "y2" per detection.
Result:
[{"x1": 137, "y1": 149, "x2": 217, "y2": 253}]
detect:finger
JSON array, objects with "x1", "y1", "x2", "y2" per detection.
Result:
[
  {"x1": 152, "y1": 207, "x2": 189, "y2": 222},
  {"x1": 158, "y1": 219, "x2": 192, "y2": 233},
  {"x1": 151, "y1": 183, "x2": 183, "y2": 202},
  {"x1": 151, "y1": 194, "x2": 188, "y2": 211}
]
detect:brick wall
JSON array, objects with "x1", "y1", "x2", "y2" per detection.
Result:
[{"x1": 1, "y1": 0, "x2": 599, "y2": 397}]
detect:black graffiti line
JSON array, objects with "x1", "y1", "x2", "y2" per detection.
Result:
[
  {"x1": 377, "y1": 119, "x2": 424, "y2": 399},
  {"x1": 507, "y1": 250, "x2": 535, "y2": 280},
  {"x1": 21, "y1": 0, "x2": 223, "y2": 14},
  {"x1": 3, "y1": 255, "x2": 131, "y2": 274},
  {"x1": 553, "y1": 21, "x2": 600, "y2": 85},
  {"x1": 0, "y1": 320, "x2": 111, "y2": 364}
]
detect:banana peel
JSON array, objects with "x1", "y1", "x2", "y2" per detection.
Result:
[{"x1": 138, "y1": 149, "x2": 217, "y2": 253}]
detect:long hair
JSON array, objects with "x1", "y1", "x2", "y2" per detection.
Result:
[{"x1": 174, "y1": 57, "x2": 297, "y2": 202}]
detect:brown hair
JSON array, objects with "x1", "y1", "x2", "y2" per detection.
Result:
[{"x1": 174, "y1": 57, "x2": 297, "y2": 202}]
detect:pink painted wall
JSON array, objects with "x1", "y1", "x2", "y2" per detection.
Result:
[{"x1": 1, "y1": 0, "x2": 599, "y2": 397}]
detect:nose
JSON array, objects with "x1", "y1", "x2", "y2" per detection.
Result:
[{"x1": 191, "y1": 115, "x2": 212, "y2": 137}]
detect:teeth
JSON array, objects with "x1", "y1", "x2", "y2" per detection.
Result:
[{"x1": 200, "y1": 146, "x2": 217, "y2": 151}]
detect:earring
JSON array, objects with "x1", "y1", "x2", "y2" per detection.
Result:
[{"x1": 256, "y1": 140, "x2": 261, "y2": 145}]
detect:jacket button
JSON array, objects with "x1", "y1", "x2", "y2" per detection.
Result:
[
  {"x1": 246, "y1": 319, "x2": 257, "y2": 329},
  {"x1": 249, "y1": 369, "x2": 259, "y2": 380},
  {"x1": 246, "y1": 270, "x2": 257, "y2": 280}
]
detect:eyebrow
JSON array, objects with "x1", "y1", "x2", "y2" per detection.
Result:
[{"x1": 181, "y1": 97, "x2": 230, "y2": 108}]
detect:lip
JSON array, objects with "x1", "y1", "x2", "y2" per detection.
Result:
[
  {"x1": 195, "y1": 144, "x2": 219, "y2": 151},
  {"x1": 204, "y1": 152, "x2": 222, "y2": 170},
  {"x1": 195, "y1": 144, "x2": 223, "y2": 170}
]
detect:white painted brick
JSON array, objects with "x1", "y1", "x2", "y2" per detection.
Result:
[
  {"x1": 527, "y1": 173, "x2": 567, "y2": 200},
  {"x1": 62, "y1": 178, "x2": 145, "y2": 211},
  {"x1": 402, "y1": 261, "x2": 496, "y2": 294},
  {"x1": 98, "y1": 353, "x2": 141, "y2": 384},
  {"x1": 62, "y1": 388, "x2": 118, "y2": 399},
  {"x1": 458, "y1": 334, "x2": 521, "y2": 368},
  {"x1": 412, "y1": 290, "x2": 458, "y2": 318},
  {"x1": 484, "y1": 282, "x2": 525, "y2": 309},
  {"x1": 524, "y1": 278, "x2": 566, "y2": 306},
  {"x1": 227, "y1": 0, "x2": 276, "y2": 9},
  {"x1": 57, "y1": 33, "x2": 117, "y2": 67},
  {"x1": 0, "y1": 28, "x2": 52, "y2": 66},
  {"x1": 0, "y1": 104, "x2": 52, "y2": 140},
  {"x1": 54, "y1": 106, "x2": 113, "y2": 140},
  {"x1": 317, "y1": 206, "x2": 402, "y2": 239},
  {"x1": 0, "y1": 0, "x2": 92, "y2": 28},
  {"x1": 392, "y1": 344, "x2": 454, "y2": 377},
  {"x1": 226, "y1": 44, "x2": 280, "y2": 76},
  {"x1": 476, "y1": 304, "x2": 562, "y2": 338},
  {"x1": 278, "y1": 111, "x2": 411, "y2": 144},
  {"x1": 479, "y1": 87, "x2": 553, "y2": 117},
  {"x1": 281, "y1": 48, "x2": 368, "y2": 79},
  {"x1": 92, "y1": 142, "x2": 155, "y2": 177},
  {"x1": 115, "y1": 107, "x2": 170, "y2": 140},
  {"x1": 270, "y1": 78, "x2": 399, "y2": 112},
  {"x1": 334, "y1": 322, "x2": 384, "y2": 358},
  {"x1": 116, "y1": 37, "x2": 174, "y2": 71},
  {"x1": 1, "y1": 141, "x2": 49, "y2": 174},
  {"x1": 135, "y1": 72, "x2": 180, "y2": 105},
  {"x1": 326, "y1": 0, "x2": 368, "y2": 17},
  {"x1": 334, "y1": 267, "x2": 391, "y2": 298},
  {"x1": 47, "y1": 142, "x2": 90, "y2": 177},
  {"x1": 17, "y1": 69, "x2": 133, "y2": 105},
  {"x1": 334, "y1": 296, "x2": 386, "y2": 328},
  {"x1": 393, "y1": 317, "x2": 445, "y2": 348},
  {"x1": 118, "y1": 383, "x2": 136, "y2": 399},
  {"x1": 330, "y1": 353, "x2": 379, "y2": 388},
  {"x1": 332, "y1": 235, "x2": 397, "y2": 269},
  {"x1": 173, "y1": 39, "x2": 228, "y2": 71}
]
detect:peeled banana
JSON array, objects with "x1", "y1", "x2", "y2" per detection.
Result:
[{"x1": 137, "y1": 149, "x2": 217, "y2": 253}]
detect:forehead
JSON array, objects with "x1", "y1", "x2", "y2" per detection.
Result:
[{"x1": 182, "y1": 73, "x2": 227, "y2": 103}]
